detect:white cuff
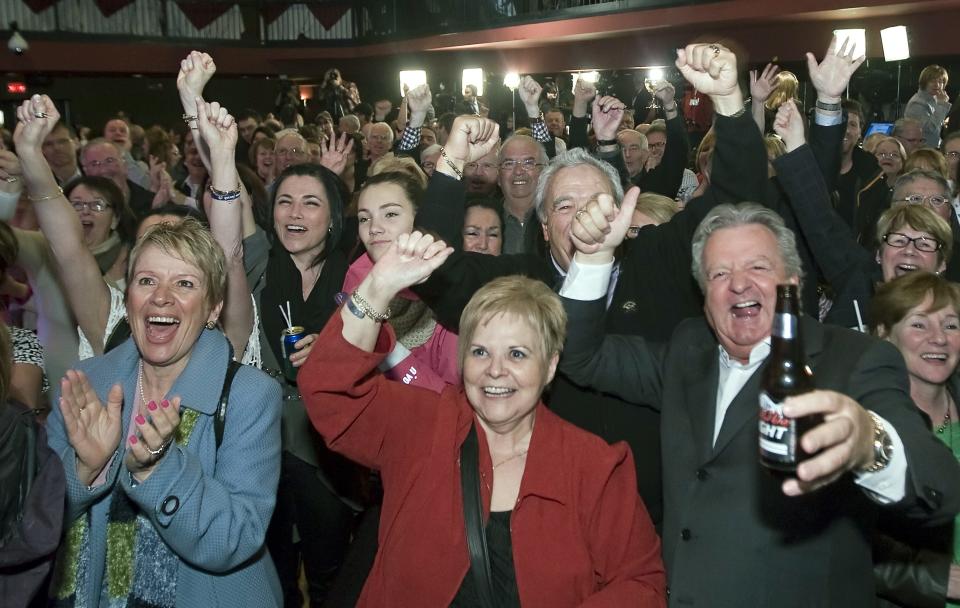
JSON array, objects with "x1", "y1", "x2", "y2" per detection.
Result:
[
  {"x1": 0, "y1": 188, "x2": 20, "y2": 221},
  {"x1": 854, "y1": 411, "x2": 907, "y2": 504},
  {"x1": 814, "y1": 110, "x2": 843, "y2": 127},
  {"x1": 559, "y1": 258, "x2": 613, "y2": 301}
]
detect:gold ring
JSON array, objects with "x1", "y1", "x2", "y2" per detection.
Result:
[
  {"x1": 709, "y1": 44, "x2": 721, "y2": 57},
  {"x1": 575, "y1": 209, "x2": 587, "y2": 221},
  {"x1": 34, "y1": 112, "x2": 47, "y2": 119}
]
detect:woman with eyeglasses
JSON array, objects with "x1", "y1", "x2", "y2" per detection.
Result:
[{"x1": 772, "y1": 100, "x2": 954, "y2": 329}]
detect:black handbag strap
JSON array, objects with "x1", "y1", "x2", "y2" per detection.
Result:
[
  {"x1": 214, "y1": 360, "x2": 242, "y2": 450},
  {"x1": 460, "y1": 424, "x2": 496, "y2": 608}
]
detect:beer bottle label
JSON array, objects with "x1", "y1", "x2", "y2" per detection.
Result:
[
  {"x1": 772, "y1": 313, "x2": 796, "y2": 339},
  {"x1": 759, "y1": 391, "x2": 795, "y2": 465}
]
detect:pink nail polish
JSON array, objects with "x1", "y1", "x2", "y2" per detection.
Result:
[
  {"x1": 147, "y1": 401, "x2": 158, "y2": 411},
  {"x1": 135, "y1": 414, "x2": 146, "y2": 425},
  {"x1": 129, "y1": 435, "x2": 138, "y2": 444},
  {"x1": 161, "y1": 399, "x2": 170, "y2": 409}
]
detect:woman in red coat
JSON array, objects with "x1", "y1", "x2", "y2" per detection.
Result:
[{"x1": 299, "y1": 231, "x2": 665, "y2": 607}]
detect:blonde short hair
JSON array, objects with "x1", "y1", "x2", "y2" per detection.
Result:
[
  {"x1": 634, "y1": 193, "x2": 679, "y2": 226},
  {"x1": 458, "y1": 276, "x2": 566, "y2": 375},
  {"x1": 368, "y1": 154, "x2": 428, "y2": 190},
  {"x1": 904, "y1": 148, "x2": 950, "y2": 181},
  {"x1": 127, "y1": 217, "x2": 226, "y2": 310}
]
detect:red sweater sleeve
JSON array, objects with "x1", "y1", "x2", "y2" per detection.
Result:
[
  {"x1": 579, "y1": 443, "x2": 666, "y2": 607},
  {"x1": 297, "y1": 309, "x2": 443, "y2": 471}
]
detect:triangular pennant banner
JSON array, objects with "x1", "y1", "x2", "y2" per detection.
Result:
[
  {"x1": 307, "y1": 3, "x2": 348, "y2": 31},
  {"x1": 261, "y1": 3, "x2": 289, "y2": 26},
  {"x1": 24, "y1": 0, "x2": 58, "y2": 13},
  {"x1": 175, "y1": 1, "x2": 235, "y2": 30},
  {"x1": 93, "y1": 0, "x2": 137, "y2": 18}
]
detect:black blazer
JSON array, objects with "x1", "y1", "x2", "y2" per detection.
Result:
[{"x1": 559, "y1": 299, "x2": 960, "y2": 607}]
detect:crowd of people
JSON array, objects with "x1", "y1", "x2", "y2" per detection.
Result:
[{"x1": 3, "y1": 34, "x2": 960, "y2": 608}]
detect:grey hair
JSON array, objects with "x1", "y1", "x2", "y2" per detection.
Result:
[
  {"x1": 893, "y1": 169, "x2": 951, "y2": 199},
  {"x1": 617, "y1": 129, "x2": 648, "y2": 150},
  {"x1": 892, "y1": 117, "x2": 922, "y2": 137},
  {"x1": 498, "y1": 134, "x2": 548, "y2": 166},
  {"x1": 690, "y1": 203, "x2": 804, "y2": 292},
  {"x1": 534, "y1": 147, "x2": 624, "y2": 223},
  {"x1": 420, "y1": 144, "x2": 442, "y2": 161},
  {"x1": 275, "y1": 129, "x2": 307, "y2": 147},
  {"x1": 81, "y1": 137, "x2": 123, "y2": 162}
]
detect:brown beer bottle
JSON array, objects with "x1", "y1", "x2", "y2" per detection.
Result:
[{"x1": 759, "y1": 284, "x2": 821, "y2": 473}]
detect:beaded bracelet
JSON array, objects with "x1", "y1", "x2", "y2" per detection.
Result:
[
  {"x1": 208, "y1": 183, "x2": 241, "y2": 202},
  {"x1": 439, "y1": 147, "x2": 463, "y2": 179},
  {"x1": 28, "y1": 186, "x2": 63, "y2": 203},
  {"x1": 350, "y1": 289, "x2": 391, "y2": 322}
]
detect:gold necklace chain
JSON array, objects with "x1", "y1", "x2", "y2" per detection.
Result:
[
  {"x1": 937, "y1": 392, "x2": 953, "y2": 434},
  {"x1": 492, "y1": 449, "x2": 529, "y2": 470}
]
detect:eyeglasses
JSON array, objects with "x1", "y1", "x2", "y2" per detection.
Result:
[
  {"x1": 895, "y1": 194, "x2": 951, "y2": 208},
  {"x1": 84, "y1": 157, "x2": 119, "y2": 168},
  {"x1": 465, "y1": 162, "x2": 498, "y2": 173},
  {"x1": 876, "y1": 152, "x2": 902, "y2": 160},
  {"x1": 499, "y1": 159, "x2": 544, "y2": 171},
  {"x1": 275, "y1": 147, "x2": 305, "y2": 158},
  {"x1": 882, "y1": 232, "x2": 942, "y2": 252},
  {"x1": 421, "y1": 161, "x2": 436, "y2": 170},
  {"x1": 648, "y1": 141, "x2": 666, "y2": 149},
  {"x1": 70, "y1": 199, "x2": 111, "y2": 213}
]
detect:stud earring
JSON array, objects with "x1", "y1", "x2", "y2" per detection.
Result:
[{"x1": 205, "y1": 320, "x2": 216, "y2": 330}]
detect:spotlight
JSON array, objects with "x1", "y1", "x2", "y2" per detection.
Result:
[
  {"x1": 8, "y1": 22, "x2": 27, "y2": 55},
  {"x1": 503, "y1": 72, "x2": 520, "y2": 90},
  {"x1": 833, "y1": 29, "x2": 865, "y2": 57},
  {"x1": 881, "y1": 26, "x2": 909, "y2": 61},
  {"x1": 398, "y1": 70, "x2": 427, "y2": 97},
  {"x1": 462, "y1": 68, "x2": 484, "y2": 96}
]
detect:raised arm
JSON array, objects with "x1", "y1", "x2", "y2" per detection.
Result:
[
  {"x1": 568, "y1": 79, "x2": 596, "y2": 151},
  {"x1": 14, "y1": 95, "x2": 112, "y2": 352},
  {"x1": 633, "y1": 81, "x2": 688, "y2": 198},
  {"x1": 176, "y1": 51, "x2": 217, "y2": 172},
  {"x1": 749, "y1": 63, "x2": 779, "y2": 134},
  {"x1": 193, "y1": 99, "x2": 254, "y2": 359}
]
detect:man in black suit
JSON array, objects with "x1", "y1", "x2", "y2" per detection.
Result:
[
  {"x1": 413, "y1": 42, "x2": 766, "y2": 526},
  {"x1": 558, "y1": 185, "x2": 960, "y2": 604}
]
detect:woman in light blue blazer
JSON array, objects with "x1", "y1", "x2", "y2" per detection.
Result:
[{"x1": 40, "y1": 208, "x2": 282, "y2": 606}]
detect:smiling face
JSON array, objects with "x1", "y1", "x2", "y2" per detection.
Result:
[
  {"x1": 878, "y1": 224, "x2": 946, "y2": 281},
  {"x1": 274, "y1": 133, "x2": 307, "y2": 175},
  {"x1": 618, "y1": 130, "x2": 648, "y2": 177},
  {"x1": 545, "y1": 111, "x2": 565, "y2": 138},
  {"x1": 646, "y1": 130, "x2": 666, "y2": 162},
  {"x1": 463, "y1": 206, "x2": 502, "y2": 255},
  {"x1": 69, "y1": 184, "x2": 116, "y2": 249},
  {"x1": 843, "y1": 112, "x2": 862, "y2": 156},
  {"x1": 541, "y1": 163, "x2": 614, "y2": 271},
  {"x1": 357, "y1": 182, "x2": 416, "y2": 263},
  {"x1": 886, "y1": 294, "x2": 960, "y2": 388},
  {"x1": 273, "y1": 174, "x2": 332, "y2": 264},
  {"x1": 498, "y1": 138, "x2": 543, "y2": 206},
  {"x1": 127, "y1": 245, "x2": 221, "y2": 374},
  {"x1": 463, "y1": 312, "x2": 558, "y2": 435},
  {"x1": 702, "y1": 224, "x2": 798, "y2": 363},
  {"x1": 256, "y1": 144, "x2": 275, "y2": 182},
  {"x1": 104, "y1": 119, "x2": 131, "y2": 151}
]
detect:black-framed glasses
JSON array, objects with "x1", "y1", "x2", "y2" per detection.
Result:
[
  {"x1": 895, "y1": 194, "x2": 950, "y2": 208},
  {"x1": 499, "y1": 158, "x2": 544, "y2": 171},
  {"x1": 882, "y1": 232, "x2": 942, "y2": 253}
]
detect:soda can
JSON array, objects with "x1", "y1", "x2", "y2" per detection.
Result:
[{"x1": 280, "y1": 325, "x2": 306, "y2": 382}]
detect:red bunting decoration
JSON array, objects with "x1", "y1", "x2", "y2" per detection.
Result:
[
  {"x1": 93, "y1": 0, "x2": 137, "y2": 18},
  {"x1": 175, "y1": 1, "x2": 235, "y2": 30},
  {"x1": 261, "y1": 3, "x2": 289, "y2": 26},
  {"x1": 23, "y1": 0, "x2": 58, "y2": 13},
  {"x1": 307, "y1": 3, "x2": 349, "y2": 31}
]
